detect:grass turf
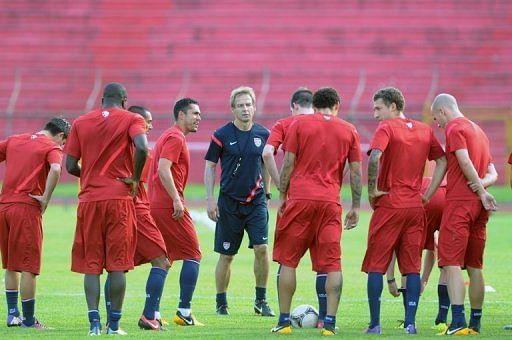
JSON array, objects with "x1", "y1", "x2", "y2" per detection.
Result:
[{"x1": 1, "y1": 203, "x2": 511, "y2": 338}]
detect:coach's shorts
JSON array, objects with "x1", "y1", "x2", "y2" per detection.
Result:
[
  {"x1": 71, "y1": 199, "x2": 137, "y2": 275},
  {"x1": 273, "y1": 200, "x2": 342, "y2": 273},
  {"x1": 438, "y1": 200, "x2": 488, "y2": 269},
  {"x1": 424, "y1": 206, "x2": 443, "y2": 251},
  {"x1": 134, "y1": 210, "x2": 168, "y2": 266},
  {"x1": 362, "y1": 207, "x2": 426, "y2": 275},
  {"x1": 151, "y1": 208, "x2": 201, "y2": 261},
  {"x1": 0, "y1": 203, "x2": 43, "y2": 275},
  {"x1": 214, "y1": 193, "x2": 268, "y2": 255}
]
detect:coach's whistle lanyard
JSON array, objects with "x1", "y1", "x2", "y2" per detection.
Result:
[{"x1": 231, "y1": 123, "x2": 251, "y2": 178}]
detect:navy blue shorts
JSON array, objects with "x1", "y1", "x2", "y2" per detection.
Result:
[{"x1": 214, "y1": 193, "x2": 269, "y2": 255}]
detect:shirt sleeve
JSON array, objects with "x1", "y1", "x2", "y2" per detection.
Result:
[
  {"x1": 64, "y1": 123, "x2": 81, "y2": 159},
  {"x1": 160, "y1": 134, "x2": 184, "y2": 164},
  {"x1": 508, "y1": 152, "x2": 512, "y2": 165},
  {"x1": 348, "y1": 128, "x2": 362, "y2": 162},
  {"x1": 129, "y1": 115, "x2": 147, "y2": 138},
  {"x1": 47, "y1": 147, "x2": 63, "y2": 165},
  {"x1": 266, "y1": 121, "x2": 285, "y2": 152},
  {"x1": 282, "y1": 120, "x2": 299, "y2": 155},
  {"x1": 447, "y1": 126, "x2": 467, "y2": 152},
  {"x1": 368, "y1": 123, "x2": 391, "y2": 155},
  {"x1": 204, "y1": 131, "x2": 223, "y2": 163},
  {"x1": 0, "y1": 139, "x2": 7, "y2": 162},
  {"x1": 427, "y1": 129, "x2": 445, "y2": 161}
]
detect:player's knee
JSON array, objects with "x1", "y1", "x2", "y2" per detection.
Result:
[
  {"x1": 253, "y1": 244, "x2": 268, "y2": 257},
  {"x1": 219, "y1": 254, "x2": 234, "y2": 264},
  {"x1": 151, "y1": 255, "x2": 171, "y2": 270}
]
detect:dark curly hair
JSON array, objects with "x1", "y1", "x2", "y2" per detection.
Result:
[
  {"x1": 312, "y1": 87, "x2": 340, "y2": 109},
  {"x1": 173, "y1": 98, "x2": 199, "y2": 120},
  {"x1": 44, "y1": 117, "x2": 71, "y2": 137}
]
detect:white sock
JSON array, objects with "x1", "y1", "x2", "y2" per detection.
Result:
[
  {"x1": 154, "y1": 311, "x2": 161, "y2": 320},
  {"x1": 178, "y1": 308, "x2": 191, "y2": 317}
]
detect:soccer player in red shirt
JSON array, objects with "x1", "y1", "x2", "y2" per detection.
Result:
[
  {"x1": 102, "y1": 106, "x2": 170, "y2": 331},
  {"x1": 506, "y1": 152, "x2": 512, "y2": 331},
  {"x1": 363, "y1": 87, "x2": 446, "y2": 335},
  {"x1": 65, "y1": 83, "x2": 148, "y2": 335},
  {"x1": 148, "y1": 98, "x2": 204, "y2": 326},
  {"x1": 263, "y1": 88, "x2": 329, "y2": 327},
  {"x1": 0, "y1": 117, "x2": 69, "y2": 329},
  {"x1": 431, "y1": 93, "x2": 497, "y2": 335},
  {"x1": 271, "y1": 87, "x2": 362, "y2": 335}
]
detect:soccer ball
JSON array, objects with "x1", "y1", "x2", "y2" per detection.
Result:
[{"x1": 290, "y1": 304, "x2": 319, "y2": 328}]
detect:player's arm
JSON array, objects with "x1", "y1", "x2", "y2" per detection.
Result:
[
  {"x1": 261, "y1": 160, "x2": 271, "y2": 200},
  {"x1": 454, "y1": 149, "x2": 497, "y2": 211},
  {"x1": 422, "y1": 155, "x2": 447, "y2": 203},
  {"x1": 158, "y1": 158, "x2": 184, "y2": 220},
  {"x1": 204, "y1": 160, "x2": 219, "y2": 222},
  {"x1": 386, "y1": 253, "x2": 400, "y2": 297},
  {"x1": 66, "y1": 155, "x2": 81, "y2": 177},
  {"x1": 262, "y1": 144, "x2": 280, "y2": 189},
  {"x1": 117, "y1": 134, "x2": 148, "y2": 196},
  {"x1": 367, "y1": 149, "x2": 387, "y2": 209},
  {"x1": 29, "y1": 163, "x2": 61, "y2": 214},
  {"x1": 279, "y1": 150, "x2": 295, "y2": 214},
  {"x1": 344, "y1": 161, "x2": 362, "y2": 230},
  {"x1": 470, "y1": 162, "x2": 497, "y2": 190}
]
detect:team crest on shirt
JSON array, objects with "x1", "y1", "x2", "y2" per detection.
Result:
[
  {"x1": 406, "y1": 122, "x2": 413, "y2": 129},
  {"x1": 102, "y1": 110, "x2": 110, "y2": 118},
  {"x1": 30, "y1": 134, "x2": 37, "y2": 139},
  {"x1": 223, "y1": 242, "x2": 231, "y2": 250},
  {"x1": 253, "y1": 137, "x2": 262, "y2": 147}
]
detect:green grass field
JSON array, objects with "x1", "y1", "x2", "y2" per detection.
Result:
[{"x1": 1, "y1": 191, "x2": 512, "y2": 338}]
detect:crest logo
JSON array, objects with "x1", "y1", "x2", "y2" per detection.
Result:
[
  {"x1": 223, "y1": 242, "x2": 231, "y2": 250},
  {"x1": 254, "y1": 137, "x2": 262, "y2": 147},
  {"x1": 30, "y1": 134, "x2": 37, "y2": 139},
  {"x1": 102, "y1": 110, "x2": 110, "y2": 118},
  {"x1": 406, "y1": 122, "x2": 413, "y2": 129}
]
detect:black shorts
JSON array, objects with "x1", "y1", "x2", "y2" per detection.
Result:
[{"x1": 214, "y1": 193, "x2": 269, "y2": 255}]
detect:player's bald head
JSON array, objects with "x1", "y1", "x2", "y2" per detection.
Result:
[
  {"x1": 103, "y1": 82, "x2": 127, "y2": 100},
  {"x1": 432, "y1": 93, "x2": 458, "y2": 112}
]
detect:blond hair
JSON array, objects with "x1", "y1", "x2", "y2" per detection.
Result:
[{"x1": 230, "y1": 86, "x2": 256, "y2": 108}]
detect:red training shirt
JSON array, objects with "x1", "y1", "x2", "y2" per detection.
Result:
[
  {"x1": 444, "y1": 117, "x2": 491, "y2": 201},
  {"x1": 267, "y1": 115, "x2": 297, "y2": 153},
  {"x1": 148, "y1": 125, "x2": 190, "y2": 209},
  {"x1": 0, "y1": 133, "x2": 63, "y2": 206},
  {"x1": 64, "y1": 107, "x2": 146, "y2": 202},
  {"x1": 369, "y1": 117, "x2": 445, "y2": 208},
  {"x1": 282, "y1": 113, "x2": 361, "y2": 203}
]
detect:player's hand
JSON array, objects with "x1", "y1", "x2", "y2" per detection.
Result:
[
  {"x1": 207, "y1": 198, "x2": 219, "y2": 222},
  {"x1": 118, "y1": 177, "x2": 139, "y2": 197},
  {"x1": 387, "y1": 279, "x2": 400, "y2": 297},
  {"x1": 479, "y1": 190, "x2": 497, "y2": 211},
  {"x1": 420, "y1": 280, "x2": 428, "y2": 294},
  {"x1": 278, "y1": 198, "x2": 287, "y2": 216},
  {"x1": 368, "y1": 190, "x2": 388, "y2": 210},
  {"x1": 28, "y1": 194, "x2": 48, "y2": 214},
  {"x1": 172, "y1": 199, "x2": 185, "y2": 220},
  {"x1": 344, "y1": 208, "x2": 359, "y2": 230},
  {"x1": 421, "y1": 194, "x2": 430, "y2": 206},
  {"x1": 467, "y1": 179, "x2": 483, "y2": 192}
]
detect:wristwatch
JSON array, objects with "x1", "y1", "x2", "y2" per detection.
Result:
[{"x1": 265, "y1": 192, "x2": 272, "y2": 200}]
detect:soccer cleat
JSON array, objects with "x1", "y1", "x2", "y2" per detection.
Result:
[
  {"x1": 270, "y1": 323, "x2": 292, "y2": 334},
  {"x1": 216, "y1": 305, "x2": 229, "y2": 316},
  {"x1": 254, "y1": 299, "x2": 276, "y2": 317},
  {"x1": 157, "y1": 317, "x2": 169, "y2": 326},
  {"x1": 316, "y1": 319, "x2": 324, "y2": 329},
  {"x1": 404, "y1": 324, "x2": 417, "y2": 334},
  {"x1": 437, "y1": 326, "x2": 470, "y2": 336},
  {"x1": 364, "y1": 325, "x2": 382, "y2": 334},
  {"x1": 106, "y1": 327, "x2": 128, "y2": 335},
  {"x1": 88, "y1": 324, "x2": 101, "y2": 336},
  {"x1": 21, "y1": 319, "x2": 51, "y2": 330},
  {"x1": 6, "y1": 314, "x2": 22, "y2": 327},
  {"x1": 321, "y1": 326, "x2": 336, "y2": 336},
  {"x1": 468, "y1": 328, "x2": 480, "y2": 335},
  {"x1": 138, "y1": 315, "x2": 161, "y2": 331},
  {"x1": 173, "y1": 310, "x2": 204, "y2": 326},
  {"x1": 504, "y1": 325, "x2": 512, "y2": 330},
  {"x1": 432, "y1": 323, "x2": 448, "y2": 332}
]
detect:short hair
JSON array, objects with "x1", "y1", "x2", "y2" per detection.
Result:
[
  {"x1": 173, "y1": 98, "x2": 199, "y2": 120},
  {"x1": 128, "y1": 105, "x2": 150, "y2": 119},
  {"x1": 44, "y1": 117, "x2": 71, "y2": 137},
  {"x1": 290, "y1": 88, "x2": 313, "y2": 108},
  {"x1": 230, "y1": 86, "x2": 256, "y2": 108},
  {"x1": 312, "y1": 87, "x2": 341, "y2": 109},
  {"x1": 373, "y1": 87, "x2": 405, "y2": 112},
  {"x1": 103, "y1": 82, "x2": 127, "y2": 101}
]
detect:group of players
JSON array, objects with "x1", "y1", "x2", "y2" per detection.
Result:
[{"x1": 0, "y1": 82, "x2": 509, "y2": 336}]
